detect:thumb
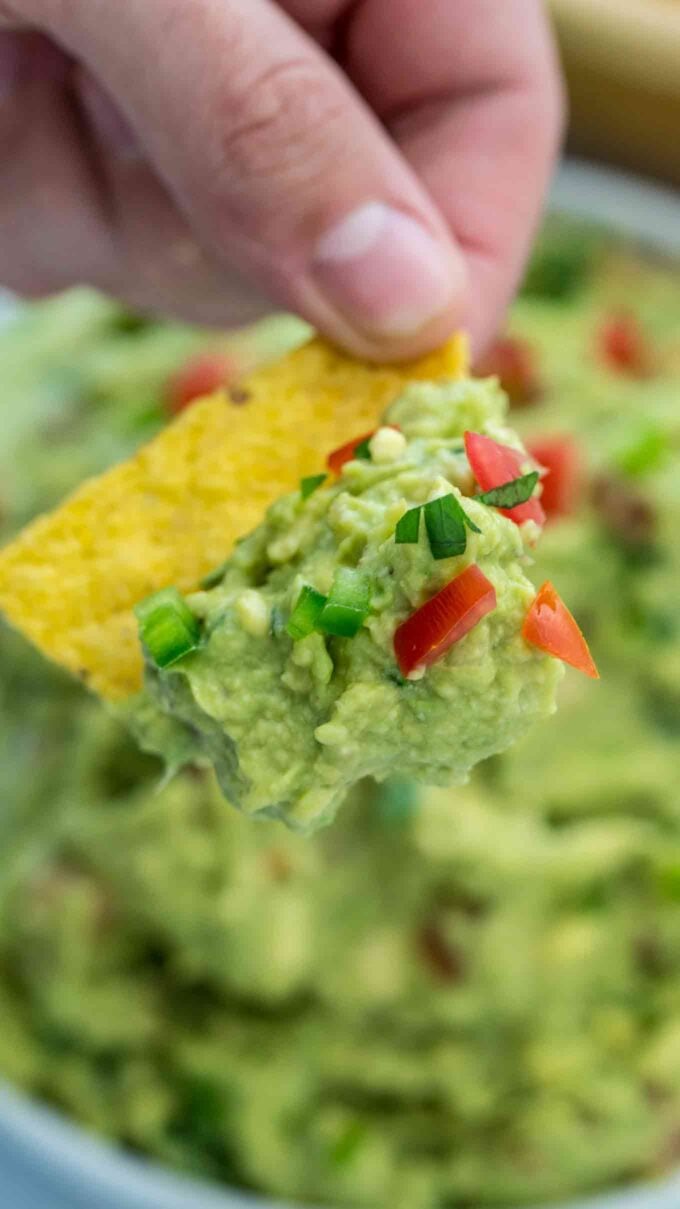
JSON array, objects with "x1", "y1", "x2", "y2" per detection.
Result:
[{"x1": 21, "y1": 0, "x2": 465, "y2": 360}]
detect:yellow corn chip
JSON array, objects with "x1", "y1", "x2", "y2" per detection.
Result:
[{"x1": 0, "y1": 334, "x2": 467, "y2": 701}]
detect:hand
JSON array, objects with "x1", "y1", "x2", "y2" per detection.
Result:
[{"x1": 0, "y1": 1, "x2": 563, "y2": 360}]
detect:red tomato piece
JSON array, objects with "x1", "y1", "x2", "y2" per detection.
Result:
[
  {"x1": 525, "y1": 435, "x2": 583, "y2": 520},
  {"x1": 475, "y1": 336, "x2": 541, "y2": 406},
  {"x1": 167, "y1": 352, "x2": 235, "y2": 415},
  {"x1": 327, "y1": 427, "x2": 401, "y2": 476},
  {"x1": 464, "y1": 431, "x2": 545, "y2": 527},
  {"x1": 394, "y1": 564, "x2": 497, "y2": 677},
  {"x1": 327, "y1": 431, "x2": 375, "y2": 476},
  {"x1": 522, "y1": 581, "x2": 599, "y2": 679},
  {"x1": 597, "y1": 313, "x2": 651, "y2": 378}
]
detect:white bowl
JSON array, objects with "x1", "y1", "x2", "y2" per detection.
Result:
[{"x1": 1, "y1": 159, "x2": 680, "y2": 1209}]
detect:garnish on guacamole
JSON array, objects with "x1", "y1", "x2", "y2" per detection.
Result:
[{"x1": 129, "y1": 375, "x2": 587, "y2": 832}]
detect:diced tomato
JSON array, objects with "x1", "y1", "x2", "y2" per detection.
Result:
[
  {"x1": 327, "y1": 427, "x2": 400, "y2": 476},
  {"x1": 464, "y1": 431, "x2": 545, "y2": 527},
  {"x1": 167, "y1": 352, "x2": 236, "y2": 415},
  {"x1": 525, "y1": 435, "x2": 583, "y2": 520},
  {"x1": 394, "y1": 564, "x2": 497, "y2": 677},
  {"x1": 327, "y1": 432, "x2": 375, "y2": 476},
  {"x1": 597, "y1": 313, "x2": 651, "y2": 378},
  {"x1": 475, "y1": 336, "x2": 541, "y2": 406},
  {"x1": 522, "y1": 581, "x2": 599, "y2": 679}
]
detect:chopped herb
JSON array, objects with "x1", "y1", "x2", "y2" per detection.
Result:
[
  {"x1": 395, "y1": 505, "x2": 422, "y2": 544},
  {"x1": 300, "y1": 473, "x2": 328, "y2": 500},
  {"x1": 286, "y1": 585, "x2": 327, "y2": 641},
  {"x1": 200, "y1": 560, "x2": 229, "y2": 590},
  {"x1": 477, "y1": 471, "x2": 539, "y2": 510},
  {"x1": 318, "y1": 567, "x2": 371, "y2": 637},
  {"x1": 353, "y1": 436, "x2": 373, "y2": 461},
  {"x1": 423, "y1": 494, "x2": 480, "y2": 561},
  {"x1": 134, "y1": 587, "x2": 201, "y2": 669}
]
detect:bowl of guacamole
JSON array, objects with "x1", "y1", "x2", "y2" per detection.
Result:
[{"x1": 1, "y1": 161, "x2": 680, "y2": 1209}]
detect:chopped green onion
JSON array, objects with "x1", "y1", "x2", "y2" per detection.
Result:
[
  {"x1": 286, "y1": 585, "x2": 327, "y2": 640},
  {"x1": 477, "y1": 471, "x2": 539, "y2": 509},
  {"x1": 318, "y1": 567, "x2": 371, "y2": 637},
  {"x1": 134, "y1": 587, "x2": 201, "y2": 668},
  {"x1": 423, "y1": 494, "x2": 479, "y2": 560},
  {"x1": 200, "y1": 560, "x2": 229, "y2": 590},
  {"x1": 395, "y1": 505, "x2": 422, "y2": 544},
  {"x1": 353, "y1": 436, "x2": 373, "y2": 461},
  {"x1": 300, "y1": 473, "x2": 328, "y2": 500}
]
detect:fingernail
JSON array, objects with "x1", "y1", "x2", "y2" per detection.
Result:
[
  {"x1": 0, "y1": 36, "x2": 22, "y2": 103},
  {"x1": 313, "y1": 202, "x2": 460, "y2": 339},
  {"x1": 79, "y1": 76, "x2": 141, "y2": 161}
]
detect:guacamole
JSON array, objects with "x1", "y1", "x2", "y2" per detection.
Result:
[
  {"x1": 132, "y1": 379, "x2": 561, "y2": 831},
  {"x1": 0, "y1": 218, "x2": 680, "y2": 1209}
]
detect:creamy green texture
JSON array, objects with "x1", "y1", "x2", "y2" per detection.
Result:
[
  {"x1": 132, "y1": 379, "x2": 560, "y2": 831},
  {"x1": 1, "y1": 223, "x2": 680, "y2": 1209}
]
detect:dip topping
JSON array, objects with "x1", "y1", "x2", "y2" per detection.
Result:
[
  {"x1": 394, "y1": 564, "x2": 497, "y2": 678},
  {"x1": 300, "y1": 473, "x2": 328, "y2": 500},
  {"x1": 464, "y1": 430, "x2": 545, "y2": 526},
  {"x1": 327, "y1": 431, "x2": 376, "y2": 475},
  {"x1": 522, "y1": 582, "x2": 599, "y2": 679},
  {"x1": 135, "y1": 587, "x2": 202, "y2": 669}
]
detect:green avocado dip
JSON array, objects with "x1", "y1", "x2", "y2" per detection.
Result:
[
  {"x1": 129, "y1": 378, "x2": 561, "y2": 831},
  {"x1": 1, "y1": 217, "x2": 680, "y2": 1209}
]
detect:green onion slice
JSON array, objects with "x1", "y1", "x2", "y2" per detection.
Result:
[
  {"x1": 395, "y1": 505, "x2": 422, "y2": 544},
  {"x1": 134, "y1": 587, "x2": 201, "y2": 668},
  {"x1": 477, "y1": 471, "x2": 539, "y2": 509},
  {"x1": 301, "y1": 473, "x2": 328, "y2": 500},
  {"x1": 423, "y1": 494, "x2": 480, "y2": 560},
  {"x1": 286, "y1": 585, "x2": 327, "y2": 640},
  {"x1": 317, "y1": 567, "x2": 371, "y2": 637}
]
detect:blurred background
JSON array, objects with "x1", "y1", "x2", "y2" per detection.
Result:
[
  {"x1": 1, "y1": 4, "x2": 680, "y2": 1209},
  {"x1": 550, "y1": 0, "x2": 680, "y2": 185}
]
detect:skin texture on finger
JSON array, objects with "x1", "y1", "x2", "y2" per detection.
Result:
[
  {"x1": 0, "y1": 30, "x2": 114, "y2": 295},
  {"x1": 77, "y1": 71, "x2": 275, "y2": 327},
  {"x1": 9, "y1": 0, "x2": 465, "y2": 360},
  {"x1": 344, "y1": 0, "x2": 565, "y2": 354}
]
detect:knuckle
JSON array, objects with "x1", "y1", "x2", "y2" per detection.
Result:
[{"x1": 213, "y1": 58, "x2": 348, "y2": 202}]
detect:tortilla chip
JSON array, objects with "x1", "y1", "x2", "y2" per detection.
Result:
[{"x1": 0, "y1": 334, "x2": 467, "y2": 700}]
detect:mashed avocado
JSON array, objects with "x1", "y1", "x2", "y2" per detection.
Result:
[
  {"x1": 1, "y1": 220, "x2": 680, "y2": 1208},
  {"x1": 132, "y1": 378, "x2": 560, "y2": 831}
]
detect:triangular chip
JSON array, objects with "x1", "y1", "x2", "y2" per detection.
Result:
[{"x1": 0, "y1": 334, "x2": 467, "y2": 700}]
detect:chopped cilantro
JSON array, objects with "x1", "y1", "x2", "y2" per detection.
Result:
[
  {"x1": 300, "y1": 473, "x2": 328, "y2": 500},
  {"x1": 477, "y1": 471, "x2": 539, "y2": 510},
  {"x1": 423, "y1": 494, "x2": 480, "y2": 560}
]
